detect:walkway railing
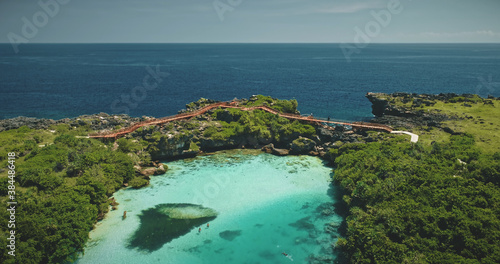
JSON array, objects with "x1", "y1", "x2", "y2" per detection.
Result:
[{"x1": 88, "y1": 101, "x2": 393, "y2": 139}]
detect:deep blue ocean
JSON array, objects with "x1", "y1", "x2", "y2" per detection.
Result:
[{"x1": 1, "y1": 43, "x2": 499, "y2": 121}]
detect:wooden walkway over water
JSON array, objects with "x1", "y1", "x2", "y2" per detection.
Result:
[{"x1": 88, "y1": 101, "x2": 394, "y2": 139}]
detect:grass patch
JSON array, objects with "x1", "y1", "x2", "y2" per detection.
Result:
[
  {"x1": 414, "y1": 99, "x2": 500, "y2": 153},
  {"x1": 189, "y1": 141, "x2": 200, "y2": 152}
]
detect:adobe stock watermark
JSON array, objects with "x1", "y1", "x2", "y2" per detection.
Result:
[
  {"x1": 475, "y1": 74, "x2": 500, "y2": 95},
  {"x1": 7, "y1": 0, "x2": 71, "y2": 54},
  {"x1": 6, "y1": 152, "x2": 17, "y2": 257},
  {"x1": 340, "y1": 0, "x2": 412, "y2": 63},
  {"x1": 191, "y1": 174, "x2": 230, "y2": 208},
  {"x1": 111, "y1": 65, "x2": 169, "y2": 115},
  {"x1": 213, "y1": 0, "x2": 244, "y2": 22}
]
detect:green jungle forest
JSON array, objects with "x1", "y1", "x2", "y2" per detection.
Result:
[{"x1": 0, "y1": 95, "x2": 499, "y2": 264}]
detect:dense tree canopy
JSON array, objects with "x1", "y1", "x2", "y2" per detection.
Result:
[
  {"x1": 0, "y1": 130, "x2": 134, "y2": 263},
  {"x1": 332, "y1": 135, "x2": 500, "y2": 263},
  {"x1": 1, "y1": 95, "x2": 499, "y2": 264}
]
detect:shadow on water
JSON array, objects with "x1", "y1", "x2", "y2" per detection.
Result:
[
  {"x1": 323, "y1": 161, "x2": 350, "y2": 264},
  {"x1": 325, "y1": 165, "x2": 349, "y2": 219},
  {"x1": 219, "y1": 230, "x2": 242, "y2": 241},
  {"x1": 289, "y1": 216, "x2": 315, "y2": 231},
  {"x1": 127, "y1": 204, "x2": 217, "y2": 252}
]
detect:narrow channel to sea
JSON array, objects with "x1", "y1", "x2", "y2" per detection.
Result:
[{"x1": 76, "y1": 149, "x2": 342, "y2": 264}]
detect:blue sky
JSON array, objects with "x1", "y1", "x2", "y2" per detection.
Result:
[{"x1": 1, "y1": 0, "x2": 499, "y2": 43}]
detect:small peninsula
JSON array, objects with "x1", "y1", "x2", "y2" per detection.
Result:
[{"x1": 0, "y1": 94, "x2": 499, "y2": 264}]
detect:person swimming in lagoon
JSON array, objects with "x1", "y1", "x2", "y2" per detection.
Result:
[{"x1": 282, "y1": 252, "x2": 294, "y2": 261}]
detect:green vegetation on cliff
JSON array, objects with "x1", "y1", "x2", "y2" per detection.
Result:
[
  {"x1": 241, "y1": 95, "x2": 299, "y2": 114},
  {"x1": 0, "y1": 95, "x2": 309, "y2": 263},
  {"x1": 373, "y1": 93, "x2": 500, "y2": 153},
  {"x1": 0, "y1": 127, "x2": 135, "y2": 263},
  {"x1": 332, "y1": 94, "x2": 500, "y2": 263},
  {"x1": 423, "y1": 99, "x2": 500, "y2": 153},
  {"x1": 208, "y1": 107, "x2": 315, "y2": 142},
  {"x1": 136, "y1": 102, "x2": 317, "y2": 160},
  {"x1": 1, "y1": 94, "x2": 498, "y2": 264},
  {"x1": 185, "y1": 95, "x2": 299, "y2": 114}
]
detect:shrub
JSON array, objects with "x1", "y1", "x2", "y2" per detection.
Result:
[{"x1": 128, "y1": 177, "x2": 149, "y2": 189}]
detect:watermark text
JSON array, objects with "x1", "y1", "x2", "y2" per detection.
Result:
[
  {"x1": 111, "y1": 65, "x2": 169, "y2": 115},
  {"x1": 340, "y1": 0, "x2": 411, "y2": 62},
  {"x1": 213, "y1": 0, "x2": 244, "y2": 22},
  {"x1": 7, "y1": 0, "x2": 71, "y2": 54},
  {"x1": 475, "y1": 74, "x2": 500, "y2": 95},
  {"x1": 6, "y1": 152, "x2": 17, "y2": 257}
]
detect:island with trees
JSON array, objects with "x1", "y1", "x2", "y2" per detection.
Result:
[{"x1": 0, "y1": 94, "x2": 499, "y2": 263}]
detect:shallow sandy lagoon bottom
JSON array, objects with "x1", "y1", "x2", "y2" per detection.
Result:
[{"x1": 76, "y1": 150, "x2": 342, "y2": 264}]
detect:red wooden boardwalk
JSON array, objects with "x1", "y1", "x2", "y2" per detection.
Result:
[{"x1": 88, "y1": 102, "x2": 392, "y2": 139}]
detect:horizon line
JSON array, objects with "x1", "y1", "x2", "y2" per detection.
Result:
[{"x1": 1, "y1": 42, "x2": 500, "y2": 45}]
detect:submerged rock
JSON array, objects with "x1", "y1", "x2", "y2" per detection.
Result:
[
  {"x1": 258, "y1": 250, "x2": 277, "y2": 260},
  {"x1": 309, "y1": 254, "x2": 335, "y2": 264},
  {"x1": 289, "y1": 216, "x2": 316, "y2": 231},
  {"x1": 219, "y1": 230, "x2": 242, "y2": 241},
  {"x1": 156, "y1": 204, "x2": 217, "y2": 219},
  {"x1": 128, "y1": 203, "x2": 217, "y2": 252}
]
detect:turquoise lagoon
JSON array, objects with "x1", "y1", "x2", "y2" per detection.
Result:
[{"x1": 76, "y1": 150, "x2": 342, "y2": 264}]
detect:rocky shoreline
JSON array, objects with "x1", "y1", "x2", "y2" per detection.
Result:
[
  {"x1": 2, "y1": 93, "x2": 493, "y2": 264},
  {"x1": 2, "y1": 93, "x2": 483, "y2": 162},
  {"x1": 366, "y1": 92, "x2": 499, "y2": 129},
  {"x1": 2, "y1": 93, "x2": 485, "y2": 183},
  {"x1": 0, "y1": 113, "x2": 149, "y2": 133}
]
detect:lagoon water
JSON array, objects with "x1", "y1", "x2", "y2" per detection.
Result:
[{"x1": 76, "y1": 150, "x2": 341, "y2": 264}]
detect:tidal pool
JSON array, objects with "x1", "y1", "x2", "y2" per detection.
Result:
[{"x1": 76, "y1": 150, "x2": 342, "y2": 264}]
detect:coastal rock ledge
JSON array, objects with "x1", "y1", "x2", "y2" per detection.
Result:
[{"x1": 1, "y1": 94, "x2": 470, "y2": 162}]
